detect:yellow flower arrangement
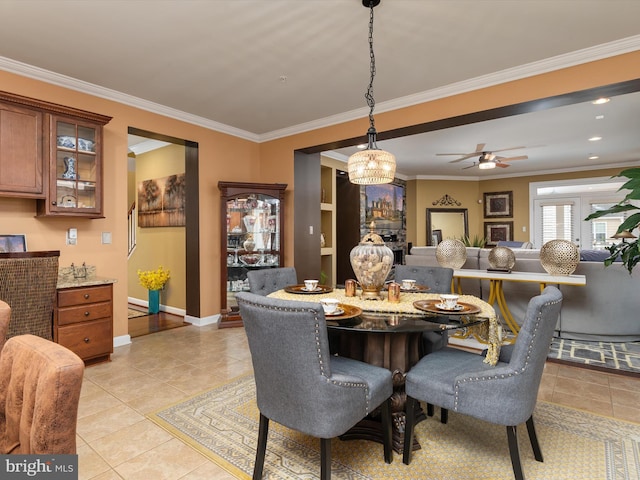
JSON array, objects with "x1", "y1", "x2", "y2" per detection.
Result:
[{"x1": 137, "y1": 266, "x2": 170, "y2": 291}]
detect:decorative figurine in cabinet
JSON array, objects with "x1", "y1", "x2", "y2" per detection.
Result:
[{"x1": 218, "y1": 181, "x2": 287, "y2": 327}]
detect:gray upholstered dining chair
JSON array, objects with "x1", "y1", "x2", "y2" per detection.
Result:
[
  {"x1": 394, "y1": 264, "x2": 454, "y2": 422},
  {"x1": 246, "y1": 267, "x2": 298, "y2": 296},
  {"x1": 402, "y1": 286, "x2": 563, "y2": 480},
  {"x1": 236, "y1": 291, "x2": 393, "y2": 480}
]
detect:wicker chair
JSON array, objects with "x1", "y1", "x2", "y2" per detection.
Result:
[{"x1": 0, "y1": 251, "x2": 60, "y2": 341}]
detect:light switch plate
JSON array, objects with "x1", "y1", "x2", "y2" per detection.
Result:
[{"x1": 101, "y1": 232, "x2": 112, "y2": 244}]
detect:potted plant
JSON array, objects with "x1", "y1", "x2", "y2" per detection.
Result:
[
  {"x1": 460, "y1": 234, "x2": 487, "y2": 248},
  {"x1": 584, "y1": 167, "x2": 640, "y2": 274},
  {"x1": 137, "y1": 266, "x2": 171, "y2": 313}
]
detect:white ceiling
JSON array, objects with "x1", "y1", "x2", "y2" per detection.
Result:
[{"x1": 1, "y1": 0, "x2": 640, "y2": 178}]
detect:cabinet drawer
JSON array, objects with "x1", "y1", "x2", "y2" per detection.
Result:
[
  {"x1": 57, "y1": 285, "x2": 112, "y2": 307},
  {"x1": 57, "y1": 301, "x2": 111, "y2": 326},
  {"x1": 57, "y1": 318, "x2": 112, "y2": 361}
]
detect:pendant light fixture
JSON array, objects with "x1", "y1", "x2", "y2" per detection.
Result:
[{"x1": 347, "y1": 0, "x2": 396, "y2": 185}]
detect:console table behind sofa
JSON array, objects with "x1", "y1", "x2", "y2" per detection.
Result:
[{"x1": 406, "y1": 247, "x2": 640, "y2": 342}]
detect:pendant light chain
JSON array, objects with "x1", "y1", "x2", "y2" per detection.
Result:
[
  {"x1": 366, "y1": 2, "x2": 377, "y2": 132},
  {"x1": 347, "y1": 0, "x2": 396, "y2": 185}
]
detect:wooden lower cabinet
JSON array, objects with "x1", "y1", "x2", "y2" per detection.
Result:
[{"x1": 54, "y1": 283, "x2": 113, "y2": 365}]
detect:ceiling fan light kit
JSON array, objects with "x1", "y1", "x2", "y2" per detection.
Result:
[
  {"x1": 439, "y1": 143, "x2": 528, "y2": 170},
  {"x1": 347, "y1": 0, "x2": 396, "y2": 185}
]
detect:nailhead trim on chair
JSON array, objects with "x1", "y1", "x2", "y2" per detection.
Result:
[
  {"x1": 239, "y1": 297, "x2": 373, "y2": 414},
  {"x1": 452, "y1": 298, "x2": 561, "y2": 410}
]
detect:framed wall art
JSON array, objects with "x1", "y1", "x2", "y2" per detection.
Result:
[
  {"x1": 0, "y1": 234, "x2": 27, "y2": 252},
  {"x1": 484, "y1": 221, "x2": 514, "y2": 246},
  {"x1": 138, "y1": 173, "x2": 186, "y2": 227},
  {"x1": 483, "y1": 191, "x2": 513, "y2": 218}
]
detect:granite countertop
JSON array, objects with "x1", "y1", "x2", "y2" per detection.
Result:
[{"x1": 57, "y1": 264, "x2": 117, "y2": 289}]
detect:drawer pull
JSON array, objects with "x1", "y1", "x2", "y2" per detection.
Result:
[
  {"x1": 84, "y1": 294, "x2": 90, "y2": 299},
  {"x1": 84, "y1": 311, "x2": 90, "y2": 317},
  {"x1": 84, "y1": 337, "x2": 90, "y2": 343}
]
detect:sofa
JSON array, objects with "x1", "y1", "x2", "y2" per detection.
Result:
[{"x1": 406, "y1": 246, "x2": 640, "y2": 342}]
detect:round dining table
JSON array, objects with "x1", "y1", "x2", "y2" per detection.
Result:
[{"x1": 268, "y1": 286, "x2": 500, "y2": 453}]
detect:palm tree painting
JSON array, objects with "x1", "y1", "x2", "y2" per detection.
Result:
[{"x1": 137, "y1": 173, "x2": 186, "y2": 227}]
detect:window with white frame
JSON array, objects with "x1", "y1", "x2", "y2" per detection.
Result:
[{"x1": 530, "y1": 177, "x2": 628, "y2": 249}]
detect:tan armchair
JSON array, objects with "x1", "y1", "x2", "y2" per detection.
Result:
[
  {"x1": 0, "y1": 300, "x2": 9, "y2": 351},
  {"x1": 0, "y1": 334, "x2": 84, "y2": 454},
  {"x1": 0, "y1": 251, "x2": 59, "y2": 340}
]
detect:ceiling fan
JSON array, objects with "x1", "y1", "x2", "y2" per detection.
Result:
[{"x1": 437, "y1": 143, "x2": 528, "y2": 169}]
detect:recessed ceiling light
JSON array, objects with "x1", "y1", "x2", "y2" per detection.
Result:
[
  {"x1": 588, "y1": 155, "x2": 599, "y2": 160},
  {"x1": 592, "y1": 98, "x2": 610, "y2": 105},
  {"x1": 595, "y1": 115, "x2": 604, "y2": 120},
  {"x1": 588, "y1": 136, "x2": 602, "y2": 142}
]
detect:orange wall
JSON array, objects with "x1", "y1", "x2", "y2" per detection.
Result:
[
  {"x1": 1, "y1": 50, "x2": 639, "y2": 341},
  {"x1": 0, "y1": 70, "x2": 260, "y2": 338}
]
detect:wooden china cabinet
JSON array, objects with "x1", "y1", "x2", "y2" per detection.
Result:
[
  {"x1": 0, "y1": 90, "x2": 111, "y2": 217},
  {"x1": 218, "y1": 181, "x2": 287, "y2": 327}
]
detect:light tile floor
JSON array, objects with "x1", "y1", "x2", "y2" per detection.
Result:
[{"x1": 77, "y1": 324, "x2": 640, "y2": 480}]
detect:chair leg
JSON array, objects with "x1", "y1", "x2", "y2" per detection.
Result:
[
  {"x1": 440, "y1": 408, "x2": 448, "y2": 424},
  {"x1": 506, "y1": 425, "x2": 525, "y2": 480},
  {"x1": 380, "y1": 397, "x2": 393, "y2": 464},
  {"x1": 253, "y1": 414, "x2": 269, "y2": 480},
  {"x1": 320, "y1": 438, "x2": 331, "y2": 480},
  {"x1": 403, "y1": 396, "x2": 417, "y2": 465},
  {"x1": 526, "y1": 416, "x2": 543, "y2": 462},
  {"x1": 427, "y1": 403, "x2": 434, "y2": 417}
]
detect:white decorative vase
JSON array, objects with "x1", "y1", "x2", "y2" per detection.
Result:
[
  {"x1": 350, "y1": 226, "x2": 394, "y2": 300},
  {"x1": 540, "y1": 240, "x2": 579, "y2": 275}
]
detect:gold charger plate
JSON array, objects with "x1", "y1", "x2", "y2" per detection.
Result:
[
  {"x1": 284, "y1": 284, "x2": 334, "y2": 294},
  {"x1": 325, "y1": 303, "x2": 362, "y2": 321},
  {"x1": 382, "y1": 284, "x2": 431, "y2": 293},
  {"x1": 413, "y1": 299, "x2": 480, "y2": 315}
]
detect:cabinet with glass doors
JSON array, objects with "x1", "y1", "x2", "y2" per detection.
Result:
[
  {"x1": 38, "y1": 112, "x2": 110, "y2": 218},
  {"x1": 218, "y1": 181, "x2": 287, "y2": 327}
]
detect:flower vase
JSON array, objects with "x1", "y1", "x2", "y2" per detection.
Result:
[{"x1": 148, "y1": 289, "x2": 160, "y2": 314}]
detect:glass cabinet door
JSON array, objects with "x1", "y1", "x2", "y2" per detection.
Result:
[
  {"x1": 225, "y1": 194, "x2": 282, "y2": 311},
  {"x1": 218, "y1": 182, "x2": 287, "y2": 327},
  {"x1": 46, "y1": 116, "x2": 103, "y2": 217},
  {"x1": 54, "y1": 121, "x2": 97, "y2": 209}
]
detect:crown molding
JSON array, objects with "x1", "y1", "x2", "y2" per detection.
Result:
[
  {"x1": 411, "y1": 160, "x2": 640, "y2": 182},
  {"x1": 0, "y1": 56, "x2": 260, "y2": 142},
  {"x1": 260, "y1": 35, "x2": 640, "y2": 142},
  {"x1": 1, "y1": 35, "x2": 639, "y2": 144}
]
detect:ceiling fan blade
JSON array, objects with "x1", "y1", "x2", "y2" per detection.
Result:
[
  {"x1": 491, "y1": 145, "x2": 526, "y2": 154},
  {"x1": 448, "y1": 153, "x2": 480, "y2": 163},
  {"x1": 436, "y1": 152, "x2": 474, "y2": 156},
  {"x1": 438, "y1": 143, "x2": 486, "y2": 159},
  {"x1": 495, "y1": 162, "x2": 511, "y2": 168},
  {"x1": 498, "y1": 155, "x2": 528, "y2": 162},
  {"x1": 462, "y1": 163, "x2": 477, "y2": 170}
]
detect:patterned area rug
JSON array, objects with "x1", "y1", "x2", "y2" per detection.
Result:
[
  {"x1": 549, "y1": 338, "x2": 640, "y2": 375},
  {"x1": 148, "y1": 374, "x2": 640, "y2": 480}
]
